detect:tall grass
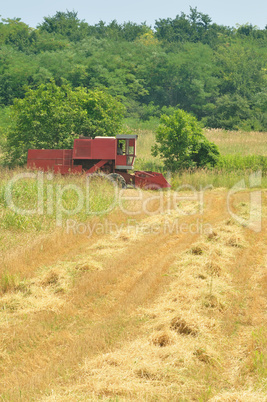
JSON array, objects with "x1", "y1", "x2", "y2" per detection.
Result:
[
  {"x1": 125, "y1": 127, "x2": 164, "y2": 171},
  {"x1": 205, "y1": 128, "x2": 267, "y2": 156},
  {"x1": 171, "y1": 168, "x2": 267, "y2": 189},
  {"x1": 0, "y1": 170, "x2": 119, "y2": 232},
  {"x1": 219, "y1": 154, "x2": 267, "y2": 171}
]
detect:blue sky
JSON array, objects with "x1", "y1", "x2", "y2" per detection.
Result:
[{"x1": 1, "y1": 0, "x2": 266, "y2": 29}]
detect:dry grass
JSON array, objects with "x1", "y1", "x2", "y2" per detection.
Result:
[
  {"x1": 0, "y1": 188, "x2": 266, "y2": 401},
  {"x1": 205, "y1": 129, "x2": 267, "y2": 156},
  {"x1": 133, "y1": 129, "x2": 164, "y2": 171},
  {"x1": 35, "y1": 214, "x2": 266, "y2": 401}
]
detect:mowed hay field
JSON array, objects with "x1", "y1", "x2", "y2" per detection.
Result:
[{"x1": 0, "y1": 130, "x2": 267, "y2": 401}]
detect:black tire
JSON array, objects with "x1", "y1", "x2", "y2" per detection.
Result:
[{"x1": 108, "y1": 173, "x2": 127, "y2": 188}]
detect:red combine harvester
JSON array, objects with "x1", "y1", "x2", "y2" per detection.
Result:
[{"x1": 27, "y1": 135, "x2": 170, "y2": 189}]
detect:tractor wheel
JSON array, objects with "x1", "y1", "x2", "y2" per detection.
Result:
[{"x1": 108, "y1": 173, "x2": 127, "y2": 188}]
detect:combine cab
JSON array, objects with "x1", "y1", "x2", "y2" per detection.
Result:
[{"x1": 27, "y1": 135, "x2": 170, "y2": 189}]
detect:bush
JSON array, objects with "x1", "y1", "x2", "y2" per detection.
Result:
[{"x1": 152, "y1": 109, "x2": 220, "y2": 171}]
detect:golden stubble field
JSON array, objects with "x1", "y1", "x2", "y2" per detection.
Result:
[{"x1": 0, "y1": 182, "x2": 266, "y2": 401}]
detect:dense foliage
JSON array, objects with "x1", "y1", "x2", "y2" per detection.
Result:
[
  {"x1": 152, "y1": 109, "x2": 220, "y2": 171},
  {"x1": 0, "y1": 8, "x2": 266, "y2": 156},
  {"x1": 3, "y1": 81, "x2": 125, "y2": 165}
]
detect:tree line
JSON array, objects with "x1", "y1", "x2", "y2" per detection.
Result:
[{"x1": 0, "y1": 8, "x2": 266, "y2": 133}]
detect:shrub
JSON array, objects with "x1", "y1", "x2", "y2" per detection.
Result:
[{"x1": 152, "y1": 109, "x2": 220, "y2": 171}]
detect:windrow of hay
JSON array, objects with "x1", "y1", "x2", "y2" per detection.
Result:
[
  {"x1": 0, "y1": 189, "x2": 266, "y2": 401},
  {"x1": 0, "y1": 232, "x2": 136, "y2": 324},
  {"x1": 37, "y1": 209, "x2": 267, "y2": 401}
]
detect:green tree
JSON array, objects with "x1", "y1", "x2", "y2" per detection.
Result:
[
  {"x1": 38, "y1": 10, "x2": 88, "y2": 41},
  {"x1": 154, "y1": 7, "x2": 231, "y2": 45},
  {"x1": 215, "y1": 42, "x2": 265, "y2": 98},
  {"x1": 152, "y1": 109, "x2": 220, "y2": 171},
  {"x1": 0, "y1": 18, "x2": 36, "y2": 51},
  {"x1": 0, "y1": 10, "x2": 266, "y2": 131},
  {"x1": 3, "y1": 81, "x2": 125, "y2": 166},
  {"x1": 144, "y1": 42, "x2": 218, "y2": 118},
  {"x1": 0, "y1": 46, "x2": 45, "y2": 106},
  {"x1": 86, "y1": 20, "x2": 151, "y2": 41},
  {"x1": 203, "y1": 94, "x2": 252, "y2": 130}
]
